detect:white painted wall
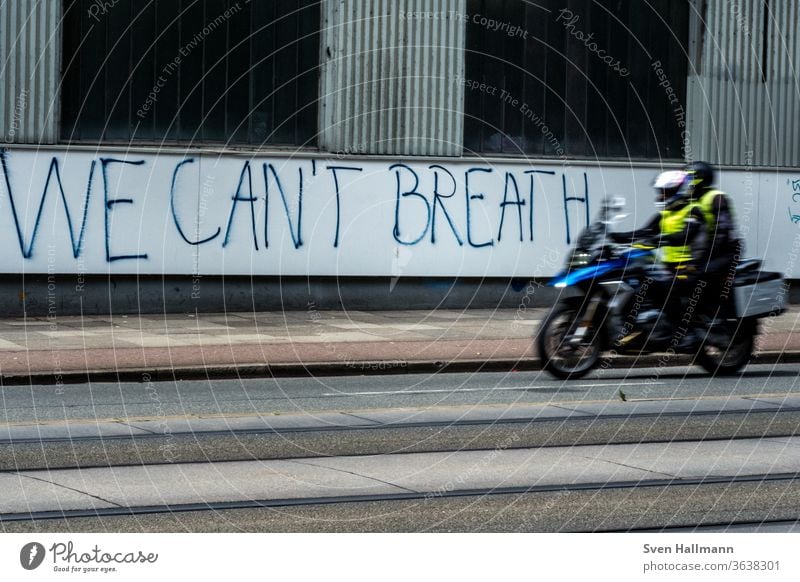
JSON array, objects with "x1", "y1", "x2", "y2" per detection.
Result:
[{"x1": 0, "y1": 148, "x2": 796, "y2": 277}]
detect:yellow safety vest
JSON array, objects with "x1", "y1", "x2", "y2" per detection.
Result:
[
  {"x1": 660, "y1": 189, "x2": 724, "y2": 265},
  {"x1": 696, "y1": 189, "x2": 724, "y2": 234},
  {"x1": 660, "y1": 203, "x2": 697, "y2": 264}
]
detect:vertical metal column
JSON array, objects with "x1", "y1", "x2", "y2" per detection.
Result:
[
  {"x1": 0, "y1": 0, "x2": 60, "y2": 144},
  {"x1": 320, "y1": 0, "x2": 466, "y2": 157}
]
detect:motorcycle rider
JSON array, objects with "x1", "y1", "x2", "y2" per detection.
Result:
[{"x1": 612, "y1": 161, "x2": 741, "y2": 348}]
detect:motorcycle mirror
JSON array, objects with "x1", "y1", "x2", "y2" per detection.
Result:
[
  {"x1": 599, "y1": 196, "x2": 627, "y2": 224},
  {"x1": 609, "y1": 196, "x2": 626, "y2": 210}
]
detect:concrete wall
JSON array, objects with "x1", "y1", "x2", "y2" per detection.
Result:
[
  {"x1": 8, "y1": 273, "x2": 800, "y2": 317},
  {"x1": 3, "y1": 144, "x2": 800, "y2": 315},
  {"x1": 3, "y1": 147, "x2": 799, "y2": 277},
  {"x1": 6, "y1": 274, "x2": 563, "y2": 316}
]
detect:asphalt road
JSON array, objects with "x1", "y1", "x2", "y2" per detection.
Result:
[
  {"x1": 2, "y1": 363, "x2": 799, "y2": 423},
  {"x1": 3, "y1": 365, "x2": 800, "y2": 532}
]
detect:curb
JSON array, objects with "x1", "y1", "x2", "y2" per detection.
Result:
[{"x1": 3, "y1": 350, "x2": 799, "y2": 385}]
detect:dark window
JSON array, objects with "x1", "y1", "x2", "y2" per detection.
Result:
[
  {"x1": 464, "y1": 0, "x2": 689, "y2": 159},
  {"x1": 61, "y1": 0, "x2": 320, "y2": 146}
]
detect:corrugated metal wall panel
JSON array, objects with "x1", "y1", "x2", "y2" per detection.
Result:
[
  {"x1": 775, "y1": 0, "x2": 800, "y2": 165},
  {"x1": 687, "y1": 0, "x2": 800, "y2": 167},
  {"x1": 0, "y1": 0, "x2": 59, "y2": 144},
  {"x1": 320, "y1": 0, "x2": 465, "y2": 157}
]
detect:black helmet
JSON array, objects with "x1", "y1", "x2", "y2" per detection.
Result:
[
  {"x1": 684, "y1": 161, "x2": 714, "y2": 197},
  {"x1": 679, "y1": 162, "x2": 714, "y2": 200}
]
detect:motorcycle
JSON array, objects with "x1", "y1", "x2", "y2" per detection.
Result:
[{"x1": 538, "y1": 197, "x2": 786, "y2": 379}]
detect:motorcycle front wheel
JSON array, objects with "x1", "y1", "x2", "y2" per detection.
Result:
[
  {"x1": 695, "y1": 319, "x2": 755, "y2": 376},
  {"x1": 537, "y1": 300, "x2": 602, "y2": 380}
]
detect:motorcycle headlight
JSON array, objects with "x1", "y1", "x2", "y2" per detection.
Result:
[{"x1": 568, "y1": 250, "x2": 592, "y2": 267}]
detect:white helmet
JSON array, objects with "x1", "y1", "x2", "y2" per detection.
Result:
[{"x1": 652, "y1": 170, "x2": 687, "y2": 210}]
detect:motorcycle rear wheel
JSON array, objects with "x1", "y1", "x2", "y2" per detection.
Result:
[
  {"x1": 538, "y1": 301, "x2": 602, "y2": 380},
  {"x1": 695, "y1": 320, "x2": 755, "y2": 376}
]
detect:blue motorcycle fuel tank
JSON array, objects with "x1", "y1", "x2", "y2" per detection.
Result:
[{"x1": 549, "y1": 249, "x2": 651, "y2": 288}]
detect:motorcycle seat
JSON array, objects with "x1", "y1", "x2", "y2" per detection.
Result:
[{"x1": 735, "y1": 258, "x2": 762, "y2": 273}]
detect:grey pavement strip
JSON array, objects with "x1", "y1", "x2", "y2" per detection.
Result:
[
  {"x1": 553, "y1": 396, "x2": 787, "y2": 417},
  {"x1": 4, "y1": 436, "x2": 800, "y2": 515},
  {"x1": 0, "y1": 473, "x2": 119, "y2": 514},
  {"x1": 748, "y1": 396, "x2": 800, "y2": 407},
  {"x1": 6, "y1": 459, "x2": 407, "y2": 514},
  {"x1": 122, "y1": 410, "x2": 380, "y2": 437},
  {"x1": 346, "y1": 404, "x2": 592, "y2": 425},
  {"x1": 320, "y1": 381, "x2": 663, "y2": 397},
  {"x1": 0, "y1": 421, "x2": 152, "y2": 441},
  {"x1": 4, "y1": 395, "x2": 800, "y2": 442}
]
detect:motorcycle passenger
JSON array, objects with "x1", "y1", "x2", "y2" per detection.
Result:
[
  {"x1": 682, "y1": 161, "x2": 742, "y2": 305},
  {"x1": 612, "y1": 162, "x2": 740, "y2": 348}
]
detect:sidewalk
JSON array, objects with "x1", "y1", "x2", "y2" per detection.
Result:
[{"x1": 0, "y1": 307, "x2": 798, "y2": 381}]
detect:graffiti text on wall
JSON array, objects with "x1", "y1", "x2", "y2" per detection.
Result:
[{"x1": 0, "y1": 151, "x2": 591, "y2": 267}]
